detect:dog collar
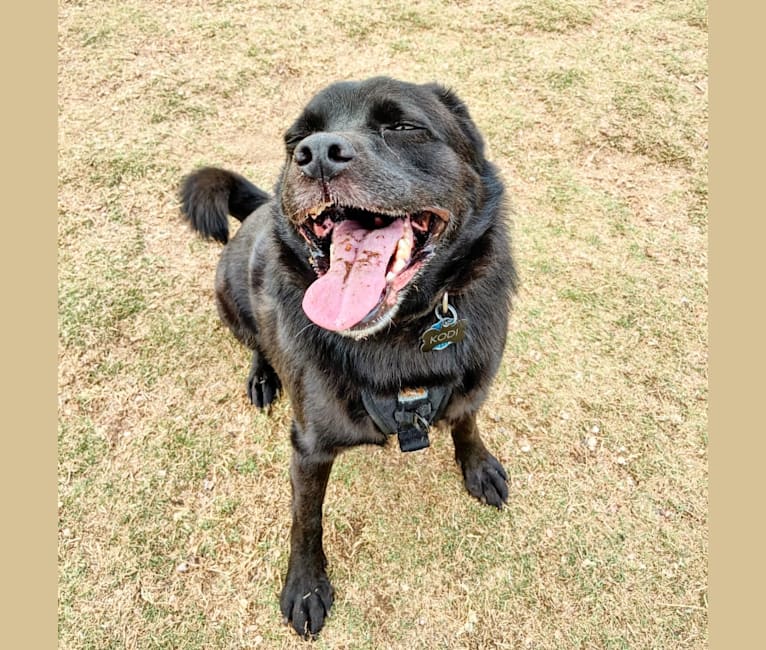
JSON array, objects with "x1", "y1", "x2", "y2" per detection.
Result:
[{"x1": 362, "y1": 386, "x2": 451, "y2": 452}]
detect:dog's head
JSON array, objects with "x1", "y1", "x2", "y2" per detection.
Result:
[{"x1": 275, "y1": 77, "x2": 500, "y2": 339}]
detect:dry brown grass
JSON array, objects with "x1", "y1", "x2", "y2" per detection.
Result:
[{"x1": 58, "y1": 0, "x2": 707, "y2": 647}]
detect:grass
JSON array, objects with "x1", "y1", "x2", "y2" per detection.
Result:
[{"x1": 59, "y1": 0, "x2": 707, "y2": 647}]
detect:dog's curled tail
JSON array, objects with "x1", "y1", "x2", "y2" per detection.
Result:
[{"x1": 179, "y1": 167, "x2": 271, "y2": 244}]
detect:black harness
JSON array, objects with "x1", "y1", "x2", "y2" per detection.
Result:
[{"x1": 362, "y1": 386, "x2": 452, "y2": 452}]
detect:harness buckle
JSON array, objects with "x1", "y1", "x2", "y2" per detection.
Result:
[
  {"x1": 360, "y1": 385, "x2": 452, "y2": 453},
  {"x1": 394, "y1": 388, "x2": 432, "y2": 452}
]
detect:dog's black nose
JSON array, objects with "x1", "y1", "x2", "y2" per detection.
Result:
[{"x1": 294, "y1": 133, "x2": 356, "y2": 180}]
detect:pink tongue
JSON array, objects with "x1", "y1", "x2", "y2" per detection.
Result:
[{"x1": 302, "y1": 218, "x2": 405, "y2": 331}]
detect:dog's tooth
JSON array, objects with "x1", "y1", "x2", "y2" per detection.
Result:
[
  {"x1": 395, "y1": 235, "x2": 412, "y2": 262},
  {"x1": 390, "y1": 257, "x2": 407, "y2": 275},
  {"x1": 386, "y1": 271, "x2": 395, "y2": 283}
]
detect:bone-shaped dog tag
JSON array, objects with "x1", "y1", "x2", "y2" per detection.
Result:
[{"x1": 420, "y1": 303, "x2": 467, "y2": 352}]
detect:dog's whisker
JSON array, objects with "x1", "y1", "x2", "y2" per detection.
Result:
[{"x1": 295, "y1": 322, "x2": 314, "y2": 337}]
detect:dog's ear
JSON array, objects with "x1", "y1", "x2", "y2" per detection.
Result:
[{"x1": 423, "y1": 83, "x2": 485, "y2": 163}]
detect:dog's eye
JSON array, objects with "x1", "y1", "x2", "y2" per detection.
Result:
[
  {"x1": 380, "y1": 122, "x2": 430, "y2": 146},
  {"x1": 389, "y1": 122, "x2": 420, "y2": 131}
]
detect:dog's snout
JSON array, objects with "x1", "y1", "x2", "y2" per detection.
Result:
[{"x1": 294, "y1": 133, "x2": 356, "y2": 180}]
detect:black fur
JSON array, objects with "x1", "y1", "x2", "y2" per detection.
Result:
[
  {"x1": 179, "y1": 167, "x2": 271, "y2": 243},
  {"x1": 178, "y1": 77, "x2": 517, "y2": 638}
]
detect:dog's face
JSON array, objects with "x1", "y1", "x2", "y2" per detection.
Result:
[{"x1": 275, "y1": 77, "x2": 491, "y2": 339}]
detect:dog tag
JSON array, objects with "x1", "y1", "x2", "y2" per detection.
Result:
[{"x1": 420, "y1": 303, "x2": 467, "y2": 352}]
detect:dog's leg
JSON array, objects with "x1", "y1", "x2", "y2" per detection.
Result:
[
  {"x1": 246, "y1": 349, "x2": 281, "y2": 409},
  {"x1": 280, "y1": 435, "x2": 335, "y2": 638},
  {"x1": 451, "y1": 412, "x2": 509, "y2": 509}
]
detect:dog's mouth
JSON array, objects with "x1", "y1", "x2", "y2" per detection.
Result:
[{"x1": 297, "y1": 204, "x2": 450, "y2": 336}]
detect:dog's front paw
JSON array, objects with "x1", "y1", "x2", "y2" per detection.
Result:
[
  {"x1": 280, "y1": 569, "x2": 334, "y2": 638},
  {"x1": 246, "y1": 350, "x2": 281, "y2": 409},
  {"x1": 458, "y1": 451, "x2": 509, "y2": 509}
]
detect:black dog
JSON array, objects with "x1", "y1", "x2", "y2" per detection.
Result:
[{"x1": 179, "y1": 77, "x2": 517, "y2": 637}]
